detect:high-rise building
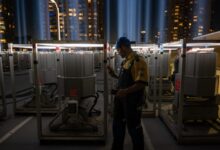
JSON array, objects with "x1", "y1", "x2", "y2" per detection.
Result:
[
  {"x1": 191, "y1": 0, "x2": 211, "y2": 37},
  {"x1": 168, "y1": 0, "x2": 194, "y2": 42},
  {"x1": 49, "y1": 0, "x2": 104, "y2": 41},
  {"x1": 48, "y1": 1, "x2": 59, "y2": 40},
  {"x1": 210, "y1": 0, "x2": 220, "y2": 33},
  {"x1": 167, "y1": 0, "x2": 213, "y2": 42},
  {"x1": 0, "y1": 0, "x2": 15, "y2": 49},
  {"x1": 87, "y1": 0, "x2": 104, "y2": 41}
]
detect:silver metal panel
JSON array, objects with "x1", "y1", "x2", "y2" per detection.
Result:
[
  {"x1": 61, "y1": 51, "x2": 94, "y2": 77},
  {"x1": 195, "y1": 52, "x2": 216, "y2": 77},
  {"x1": 17, "y1": 52, "x2": 31, "y2": 70},
  {"x1": 149, "y1": 53, "x2": 169, "y2": 77},
  {"x1": 185, "y1": 52, "x2": 196, "y2": 76},
  {"x1": 30, "y1": 52, "x2": 57, "y2": 84},
  {"x1": 184, "y1": 76, "x2": 216, "y2": 96},
  {"x1": 185, "y1": 52, "x2": 216, "y2": 77},
  {"x1": 94, "y1": 51, "x2": 103, "y2": 68},
  {"x1": 57, "y1": 75, "x2": 96, "y2": 98},
  {"x1": 160, "y1": 53, "x2": 169, "y2": 77}
]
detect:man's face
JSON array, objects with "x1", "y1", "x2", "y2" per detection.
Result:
[{"x1": 117, "y1": 45, "x2": 126, "y2": 58}]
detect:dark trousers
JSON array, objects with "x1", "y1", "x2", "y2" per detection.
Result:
[{"x1": 112, "y1": 97, "x2": 144, "y2": 150}]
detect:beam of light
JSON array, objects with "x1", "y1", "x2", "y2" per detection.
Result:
[
  {"x1": 105, "y1": 0, "x2": 110, "y2": 41},
  {"x1": 67, "y1": 0, "x2": 80, "y2": 40},
  {"x1": 15, "y1": 0, "x2": 21, "y2": 43},
  {"x1": 117, "y1": 0, "x2": 127, "y2": 37},
  {"x1": 136, "y1": 0, "x2": 142, "y2": 42},
  {"x1": 117, "y1": 0, "x2": 138, "y2": 41},
  {"x1": 144, "y1": 0, "x2": 152, "y2": 43},
  {"x1": 158, "y1": 0, "x2": 167, "y2": 44},
  {"x1": 21, "y1": 0, "x2": 27, "y2": 43},
  {"x1": 31, "y1": 0, "x2": 50, "y2": 40},
  {"x1": 15, "y1": 0, "x2": 27, "y2": 43},
  {"x1": 127, "y1": 0, "x2": 137, "y2": 41}
]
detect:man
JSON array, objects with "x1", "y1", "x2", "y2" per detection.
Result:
[{"x1": 107, "y1": 37, "x2": 148, "y2": 150}]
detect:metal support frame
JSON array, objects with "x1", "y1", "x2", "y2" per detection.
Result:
[
  {"x1": 0, "y1": 52, "x2": 6, "y2": 119},
  {"x1": 159, "y1": 39, "x2": 220, "y2": 144},
  {"x1": 33, "y1": 41, "x2": 107, "y2": 143},
  {"x1": 8, "y1": 44, "x2": 59, "y2": 114},
  {"x1": 8, "y1": 44, "x2": 16, "y2": 114}
]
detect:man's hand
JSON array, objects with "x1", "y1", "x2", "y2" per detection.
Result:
[
  {"x1": 116, "y1": 82, "x2": 146, "y2": 98},
  {"x1": 107, "y1": 65, "x2": 119, "y2": 79},
  {"x1": 116, "y1": 89, "x2": 128, "y2": 98},
  {"x1": 107, "y1": 65, "x2": 114, "y2": 74}
]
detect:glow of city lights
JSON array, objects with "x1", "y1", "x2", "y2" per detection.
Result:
[
  {"x1": 158, "y1": 0, "x2": 166, "y2": 43},
  {"x1": 37, "y1": 43, "x2": 103, "y2": 49},
  {"x1": 162, "y1": 41, "x2": 220, "y2": 48},
  {"x1": 11, "y1": 43, "x2": 103, "y2": 51},
  {"x1": 187, "y1": 48, "x2": 214, "y2": 52},
  {"x1": 12, "y1": 44, "x2": 33, "y2": 49}
]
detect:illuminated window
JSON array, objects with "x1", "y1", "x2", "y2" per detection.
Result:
[
  {"x1": 79, "y1": 13, "x2": 83, "y2": 16},
  {"x1": 193, "y1": 19, "x2": 197, "y2": 22},
  {"x1": 179, "y1": 23, "x2": 183, "y2": 26},
  {"x1": 0, "y1": 21, "x2": 4, "y2": 25},
  {"x1": 174, "y1": 13, "x2": 179, "y2": 15},
  {"x1": 173, "y1": 37, "x2": 178, "y2": 40},
  {"x1": 174, "y1": 20, "x2": 179, "y2": 23},
  {"x1": 0, "y1": 39, "x2": 6, "y2": 43},
  {"x1": 69, "y1": 8, "x2": 75, "y2": 12},
  {"x1": 193, "y1": 16, "x2": 198, "y2": 19},
  {"x1": 198, "y1": 29, "x2": 203, "y2": 33}
]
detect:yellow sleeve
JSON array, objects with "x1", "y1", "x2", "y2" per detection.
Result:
[{"x1": 131, "y1": 57, "x2": 148, "y2": 83}]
